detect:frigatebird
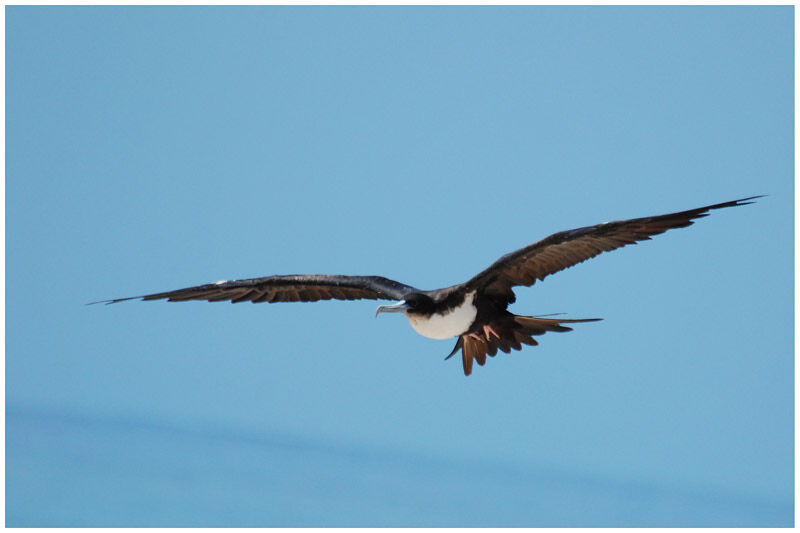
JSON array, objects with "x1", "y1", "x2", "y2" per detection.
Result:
[{"x1": 95, "y1": 196, "x2": 761, "y2": 375}]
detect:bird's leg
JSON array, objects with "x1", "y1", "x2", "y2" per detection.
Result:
[
  {"x1": 483, "y1": 324, "x2": 500, "y2": 340},
  {"x1": 469, "y1": 325, "x2": 500, "y2": 341}
]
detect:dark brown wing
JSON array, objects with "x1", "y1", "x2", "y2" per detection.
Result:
[
  {"x1": 92, "y1": 275, "x2": 417, "y2": 305},
  {"x1": 464, "y1": 196, "x2": 762, "y2": 303}
]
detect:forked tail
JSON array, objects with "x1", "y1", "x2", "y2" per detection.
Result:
[{"x1": 446, "y1": 314, "x2": 601, "y2": 376}]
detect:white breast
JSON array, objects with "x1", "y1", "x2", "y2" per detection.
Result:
[{"x1": 406, "y1": 291, "x2": 477, "y2": 340}]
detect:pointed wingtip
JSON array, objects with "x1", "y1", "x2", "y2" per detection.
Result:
[
  {"x1": 725, "y1": 195, "x2": 766, "y2": 207},
  {"x1": 698, "y1": 195, "x2": 766, "y2": 214},
  {"x1": 739, "y1": 194, "x2": 766, "y2": 203},
  {"x1": 86, "y1": 296, "x2": 140, "y2": 306}
]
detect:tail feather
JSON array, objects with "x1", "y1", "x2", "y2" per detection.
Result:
[
  {"x1": 474, "y1": 343, "x2": 487, "y2": 366},
  {"x1": 446, "y1": 314, "x2": 601, "y2": 376},
  {"x1": 445, "y1": 336, "x2": 463, "y2": 360},
  {"x1": 462, "y1": 341, "x2": 475, "y2": 375},
  {"x1": 514, "y1": 315, "x2": 601, "y2": 334}
]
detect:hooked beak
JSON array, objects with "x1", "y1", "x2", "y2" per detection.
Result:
[{"x1": 375, "y1": 300, "x2": 409, "y2": 317}]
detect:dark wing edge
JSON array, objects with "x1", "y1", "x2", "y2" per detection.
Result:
[
  {"x1": 465, "y1": 196, "x2": 764, "y2": 302},
  {"x1": 88, "y1": 275, "x2": 417, "y2": 306}
]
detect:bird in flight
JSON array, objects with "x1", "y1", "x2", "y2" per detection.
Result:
[{"x1": 95, "y1": 196, "x2": 761, "y2": 375}]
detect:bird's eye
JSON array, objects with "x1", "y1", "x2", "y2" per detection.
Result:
[{"x1": 405, "y1": 295, "x2": 420, "y2": 307}]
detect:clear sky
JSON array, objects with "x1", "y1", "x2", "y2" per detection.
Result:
[{"x1": 6, "y1": 6, "x2": 793, "y2": 527}]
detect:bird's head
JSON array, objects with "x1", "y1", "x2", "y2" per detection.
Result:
[{"x1": 375, "y1": 292, "x2": 435, "y2": 317}]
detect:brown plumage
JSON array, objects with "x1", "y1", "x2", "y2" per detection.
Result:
[
  {"x1": 447, "y1": 315, "x2": 601, "y2": 376},
  {"x1": 442, "y1": 196, "x2": 763, "y2": 374},
  {"x1": 93, "y1": 196, "x2": 761, "y2": 376},
  {"x1": 97, "y1": 275, "x2": 415, "y2": 305},
  {"x1": 462, "y1": 196, "x2": 762, "y2": 305}
]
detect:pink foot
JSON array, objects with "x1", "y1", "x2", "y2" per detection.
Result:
[
  {"x1": 468, "y1": 332, "x2": 483, "y2": 341},
  {"x1": 483, "y1": 324, "x2": 500, "y2": 340}
]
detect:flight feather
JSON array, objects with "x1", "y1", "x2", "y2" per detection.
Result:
[{"x1": 92, "y1": 275, "x2": 416, "y2": 305}]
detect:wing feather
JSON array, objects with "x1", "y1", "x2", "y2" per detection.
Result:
[
  {"x1": 92, "y1": 274, "x2": 417, "y2": 305},
  {"x1": 465, "y1": 196, "x2": 762, "y2": 300}
]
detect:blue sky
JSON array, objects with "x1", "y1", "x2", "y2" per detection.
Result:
[{"x1": 6, "y1": 6, "x2": 793, "y2": 526}]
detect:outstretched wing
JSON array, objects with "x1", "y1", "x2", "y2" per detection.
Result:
[
  {"x1": 92, "y1": 275, "x2": 417, "y2": 305},
  {"x1": 464, "y1": 196, "x2": 762, "y2": 303}
]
